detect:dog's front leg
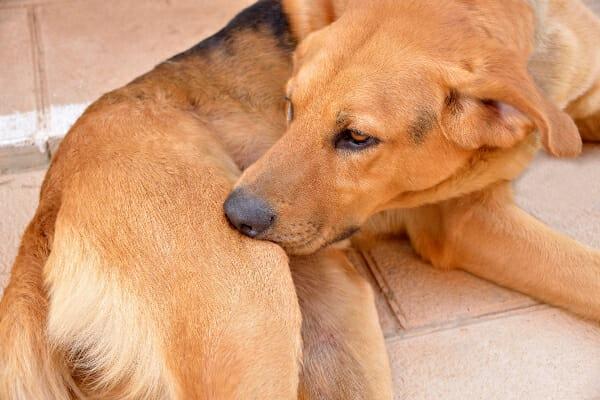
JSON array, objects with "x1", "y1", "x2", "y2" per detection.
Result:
[
  {"x1": 291, "y1": 248, "x2": 393, "y2": 400},
  {"x1": 404, "y1": 182, "x2": 600, "y2": 322}
]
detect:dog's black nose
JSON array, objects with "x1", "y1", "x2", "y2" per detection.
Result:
[{"x1": 224, "y1": 188, "x2": 276, "y2": 238}]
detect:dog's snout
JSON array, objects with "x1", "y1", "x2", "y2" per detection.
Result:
[{"x1": 224, "y1": 188, "x2": 276, "y2": 238}]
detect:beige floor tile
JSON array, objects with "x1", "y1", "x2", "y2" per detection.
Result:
[
  {"x1": 516, "y1": 144, "x2": 600, "y2": 249},
  {"x1": 386, "y1": 307, "x2": 600, "y2": 400},
  {"x1": 362, "y1": 240, "x2": 537, "y2": 331},
  {"x1": 0, "y1": 145, "x2": 48, "y2": 174},
  {"x1": 0, "y1": 8, "x2": 36, "y2": 114},
  {"x1": 0, "y1": 169, "x2": 45, "y2": 296},
  {"x1": 0, "y1": 7, "x2": 39, "y2": 146},
  {"x1": 39, "y1": 0, "x2": 254, "y2": 107}
]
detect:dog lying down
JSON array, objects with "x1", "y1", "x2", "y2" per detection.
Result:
[
  {"x1": 0, "y1": 0, "x2": 599, "y2": 398},
  {"x1": 227, "y1": 0, "x2": 600, "y2": 320},
  {"x1": 0, "y1": 1, "x2": 391, "y2": 398}
]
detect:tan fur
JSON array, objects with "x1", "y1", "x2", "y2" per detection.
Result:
[
  {"x1": 0, "y1": 4, "x2": 391, "y2": 398},
  {"x1": 291, "y1": 249, "x2": 392, "y2": 400},
  {"x1": 0, "y1": 230, "x2": 79, "y2": 399},
  {"x1": 234, "y1": 0, "x2": 600, "y2": 321},
  {"x1": 1, "y1": 92, "x2": 305, "y2": 398},
  {"x1": 45, "y1": 220, "x2": 176, "y2": 398}
]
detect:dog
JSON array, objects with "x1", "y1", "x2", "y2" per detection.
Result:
[
  {"x1": 226, "y1": 0, "x2": 600, "y2": 322},
  {"x1": 0, "y1": 1, "x2": 392, "y2": 398}
]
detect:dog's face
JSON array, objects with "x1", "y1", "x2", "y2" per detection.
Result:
[{"x1": 225, "y1": 0, "x2": 581, "y2": 254}]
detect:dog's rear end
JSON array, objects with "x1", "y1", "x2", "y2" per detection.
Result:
[
  {"x1": 0, "y1": 84, "x2": 303, "y2": 399},
  {"x1": 0, "y1": 2, "x2": 305, "y2": 397}
]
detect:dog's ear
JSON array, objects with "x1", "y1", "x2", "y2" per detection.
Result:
[
  {"x1": 283, "y1": 0, "x2": 348, "y2": 40},
  {"x1": 442, "y1": 56, "x2": 581, "y2": 157}
]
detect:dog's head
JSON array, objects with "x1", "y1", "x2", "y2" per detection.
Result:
[{"x1": 225, "y1": 0, "x2": 581, "y2": 254}]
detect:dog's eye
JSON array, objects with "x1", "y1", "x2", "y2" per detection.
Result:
[
  {"x1": 285, "y1": 97, "x2": 293, "y2": 124},
  {"x1": 334, "y1": 129, "x2": 379, "y2": 151}
]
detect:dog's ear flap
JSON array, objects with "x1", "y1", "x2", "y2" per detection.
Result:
[
  {"x1": 442, "y1": 58, "x2": 581, "y2": 157},
  {"x1": 283, "y1": 0, "x2": 347, "y2": 40}
]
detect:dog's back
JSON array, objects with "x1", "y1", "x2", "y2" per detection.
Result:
[{"x1": 0, "y1": 1, "x2": 302, "y2": 398}]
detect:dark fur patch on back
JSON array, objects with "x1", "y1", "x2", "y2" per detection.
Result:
[
  {"x1": 171, "y1": 0, "x2": 295, "y2": 60},
  {"x1": 409, "y1": 110, "x2": 436, "y2": 144}
]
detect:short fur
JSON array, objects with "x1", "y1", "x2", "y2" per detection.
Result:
[
  {"x1": 233, "y1": 0, "x2": 600, "y2": 321},
  {"x1": 0, "y1": 1, "x2": 391, "y2": 398}
]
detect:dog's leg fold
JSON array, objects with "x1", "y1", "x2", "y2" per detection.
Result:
[
  {"x1": 291, "y1": 248, "x2": 393, "y2": 400},
  {"x1": 406, "y1": 182, "x2": 600, "y2": 322}
]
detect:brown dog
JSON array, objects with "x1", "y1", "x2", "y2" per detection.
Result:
[
  {"x1": 0, "y1": 1, "x2": 391, "y2": 398},
  {"x1": 227, "y1": 0, "x2": 600, "y2": 321}
]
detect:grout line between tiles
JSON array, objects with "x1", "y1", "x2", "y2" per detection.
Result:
[
  {"x1": 348, "y1": 249, "x2": 403, "y2": 337},
  {"x1": 358, "y1": 249, "x2": 408, "y2": 330},
  {"x1": 29, "y1": 6, "x2": 49, "y2": 132},
  {"x1": 385, "y1": 303, "x2": 549, "y2": 343},
  {"x1": 27, "y1": 5, "x2": 51, "y2": 155}
]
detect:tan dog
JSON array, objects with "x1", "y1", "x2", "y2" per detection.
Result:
[
  {"x1": 0, "y1": 1, "x2": 391, "y2": 398},
  {"x1": 227, "y1": 0, "x2": 600, "y2": 321}
]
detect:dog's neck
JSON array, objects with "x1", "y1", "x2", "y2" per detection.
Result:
[{"x1": 383, "y1": 135, "x2": 538, "y2": 211}]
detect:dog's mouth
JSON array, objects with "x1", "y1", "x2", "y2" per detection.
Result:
[{"x1": 268, "y1": 225, "x2": 360, "y2": 255}]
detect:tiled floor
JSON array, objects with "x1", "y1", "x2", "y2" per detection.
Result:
[
  {"x1": 0, "y1": 0, "x2": 254, "y2": 170},
  {"x1": 1, "y1": 1, "x2": 600, "y2": 399}
]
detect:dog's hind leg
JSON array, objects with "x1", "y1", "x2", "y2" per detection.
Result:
[
  {"x1": 291, "y1": 248, "x2": 393, "y2": 400},
  {"x1": 404, "y1": 182, "x2": 600, "y2": 322}
]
